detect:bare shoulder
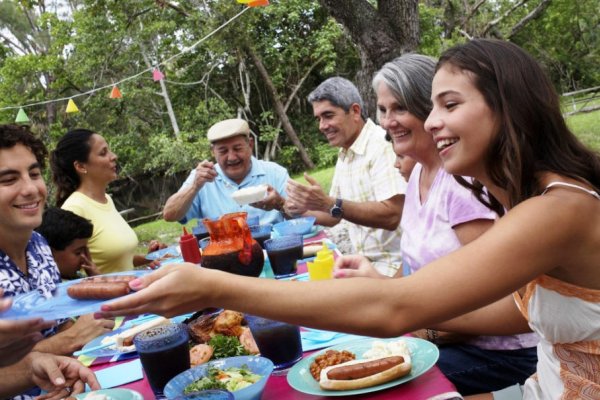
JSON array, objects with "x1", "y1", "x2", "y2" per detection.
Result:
[{"x1": 499, "y1": 187, "x2": 600, "y2": 283}]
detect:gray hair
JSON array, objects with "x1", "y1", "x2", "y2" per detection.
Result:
[
  {"x1": 308, "y1": 77, "x2": 367, "y2": 120},
  {"x1": 372, "y1": 54, "x2": 437, "y2": 122}
]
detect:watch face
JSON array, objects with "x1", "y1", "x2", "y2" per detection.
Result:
[{"x1": 331, "y1": 206, "x2": 343, "y2": 218}]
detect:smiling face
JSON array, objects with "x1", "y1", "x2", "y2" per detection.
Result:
[
  {"x1": 0, "y1": 144, "x2": 47, "y2": 235},
  {"x1": 77, "y1": 134, "x2": 118, "y2": 185},
  {"x1": 425, "y1": 66, "x2": 498, "y2": 180},
  {"x1": 376, "y1": 82, "x2": 433, "y2": 161},
  {"x1": 312, "y1": 100, "x2": 362, "y2": 149},
  {"x1": 52, "y1": 238, "x2": 89, "y2": 279},
  {"x1": 211, "y1": 135, "x2": 253, "y2": 184}
]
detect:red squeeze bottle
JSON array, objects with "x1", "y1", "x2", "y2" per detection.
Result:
[{"x1": 179, "y1": 227, "x2": 202, "y2": 264}]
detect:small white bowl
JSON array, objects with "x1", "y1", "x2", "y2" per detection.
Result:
[{"x1": 231, "y1": 185, "x2": 268, "y2": 206}]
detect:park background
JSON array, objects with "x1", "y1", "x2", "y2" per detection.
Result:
[{"x1": 0, "y1": 0, "x2": 598, "y2": 247}]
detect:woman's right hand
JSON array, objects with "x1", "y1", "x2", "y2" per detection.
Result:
[
  {"x1": 97, "y1": 263, "x2": 208, "y2": 318},
  {"x1": 333, "y1": 255, "x2": 386, "y2": 279},
  {"x1": 0, "y1": 293, "x2": 55, "y2": 367}
]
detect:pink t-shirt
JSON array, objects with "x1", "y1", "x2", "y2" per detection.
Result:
[
  {"x1": 401, "y1": 164, "x2": 497, "y2": 272},
  {"x1": 400, "y1": 164, "x2": 539, "y2": 350}
]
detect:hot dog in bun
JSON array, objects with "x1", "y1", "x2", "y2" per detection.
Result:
[{"x1": 318, "y1": 355, "x2": 411, "y2": 390}]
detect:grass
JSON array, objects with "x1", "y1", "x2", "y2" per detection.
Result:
[{"x1": 134, "y1": 110, "x2": 599, "y2": 250}]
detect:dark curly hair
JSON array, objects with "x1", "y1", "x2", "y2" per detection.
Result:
[
  {"x1": 50, "y1": 129, "x2": 95, "y2": 207},
  {"x1": 36, "y1": 207, "x2": 93, "y2": 250},
  {"x1": 0, "y1": 124, "x2": 48, "y2": 168},
  {"x1": 438, "y1": 39, "x2": 600, "y2": 213}
]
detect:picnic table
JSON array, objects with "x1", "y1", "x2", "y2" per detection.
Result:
[{"x1": 88, "y1": 230, "x2": 457, "y2": 399}]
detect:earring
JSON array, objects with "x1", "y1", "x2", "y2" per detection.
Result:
[{"x1": 83, "y1": 170, "x2": 87, "y2": 174}]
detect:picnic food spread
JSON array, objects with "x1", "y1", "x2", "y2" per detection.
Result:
[{"x1": 186, "y1": 310, "x2": 259, "y2": 366}]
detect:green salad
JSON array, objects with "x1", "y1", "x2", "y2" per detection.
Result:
[{"x1": 184, "y1": 365, "x2": 262, "y2": 394}]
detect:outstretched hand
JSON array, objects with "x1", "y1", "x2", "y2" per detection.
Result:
[
  {"x1": 333, "y1": 255, "x2": 385, "y2": 279},
  {"x1": 285, "y1": 173, "x2": 331, "y2": 215},
  {"x1": 97, "y1": 263, "x2": 208, "y2": 319}
]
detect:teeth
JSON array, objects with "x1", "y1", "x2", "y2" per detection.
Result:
[
  {"x1": 436, "y1": 138, "x2": 458, "y2": 150},
  {"x1": 16, "y1": 202, "x2": 38, "y2": 209}
]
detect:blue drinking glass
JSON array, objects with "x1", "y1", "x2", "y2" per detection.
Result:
[
  {"x1": 250, "y1": 223, "x2": 272, "y2": 248},
  {"x1": 245, "y1": 315, "x2": 303, "y2": 375},
  {"x1": 133, "y1": 323, "x2": 190, "y2": 399},
  {"x1": 263, "y1": 234, "x2": 303, "y2": 278}
]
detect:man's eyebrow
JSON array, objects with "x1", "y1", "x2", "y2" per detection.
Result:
[{"x1": 0, "y1": 162, "x2": 42, "y2": 177}]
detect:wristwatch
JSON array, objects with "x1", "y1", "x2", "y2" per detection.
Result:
[{"x1": 329, "y1": 198, "x2": 344, "y2": 218}]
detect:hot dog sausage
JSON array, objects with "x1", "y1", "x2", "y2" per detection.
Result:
[
  {"x1": 326, "y1": 356, "x2": 405, "y2": 380},
  {"x1": 67, "y1": 281, "x2": 131, "y2": 300},
  {"x1": 82, "y1": 275, "x2": 137, "y2": 284}
]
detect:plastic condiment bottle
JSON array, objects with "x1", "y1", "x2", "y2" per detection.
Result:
[
  {"x1": 179, "y1": 227, "x2": 202, "y2": 264},
  {"x1": 308, "y1": 243, "x2": 334, "y2": 280}
]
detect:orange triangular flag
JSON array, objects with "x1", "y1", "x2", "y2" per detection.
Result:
[
  {"x1": 66, "y1": 99, "x2": 79, "y2": 113},
  {"x1": 110, "y1": 85, "x2": 122, "y2": 99},
  {"x1": 248, "y1": 0, "x2": 269, "y2": 6}
]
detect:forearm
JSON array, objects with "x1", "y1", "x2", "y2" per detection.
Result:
[
  {"x1": 0, "y1": 353, "x2": 35, "y2": 397},
  {"x1": 307, "y1": 210, "x2": 339, "y2": 227},
  {"x1": 163, "y1": 185, "x2": 199, "y2": 222},
  {"x1": 33, "y1": 329, "x2": 81, "y2": 355},
  {"x1": 207, "y1": 269, "x2": 413, "y2": 337},
  {"x1": 431, "y1": 295, "x2": 531, "y2": 336},
  {"x1": 341, "y1": 199, "x2": 402, "y2": 230}
]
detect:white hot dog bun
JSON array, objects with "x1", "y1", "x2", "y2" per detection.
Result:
[
  {"x1": 114, "y1": 316, "x2": 171, "y2": 347},
  {"x1": 319, "y1": 355, "x2": 412, "y2": 391}
]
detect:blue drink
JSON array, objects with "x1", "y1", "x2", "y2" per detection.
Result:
[
  {"x1": 134, "y1": 323, "x2": 190, "y2": 398},
  {"x1": 264, "y1": 235, "x2": 303, "y2": 278}
]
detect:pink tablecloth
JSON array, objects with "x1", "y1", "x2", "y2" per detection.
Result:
[{"x1": 94, "y1": 357, "x2": 455, "y2": 400}]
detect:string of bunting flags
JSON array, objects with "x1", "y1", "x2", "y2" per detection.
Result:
[{"x1": 7, "y1": 0, "x2": 269, "y2": 123}]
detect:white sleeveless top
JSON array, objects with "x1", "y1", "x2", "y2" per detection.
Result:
[{"x1": 514, "y1": 182, "x2": 600, "y2": 399}]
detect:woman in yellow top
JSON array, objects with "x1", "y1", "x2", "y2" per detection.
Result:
[{"x1": 50, "y1": 129, "x2": 162, "y2": 274}]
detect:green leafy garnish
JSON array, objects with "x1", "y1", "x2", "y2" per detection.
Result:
[{"x1": 208, "y1": 334, "x2": 250, "y2": 359}]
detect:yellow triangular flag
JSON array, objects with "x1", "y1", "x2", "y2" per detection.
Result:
[
  {"x1": 66, "y1": 99, "x2": 79, "y2": 113},
  {"x1": 15, "y1": 108, "x2": 29, "y2": 123}
]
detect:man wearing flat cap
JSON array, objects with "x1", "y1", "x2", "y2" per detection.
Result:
[{"x1": 163, "y1": 118, "x2": 289, "y2": 225}]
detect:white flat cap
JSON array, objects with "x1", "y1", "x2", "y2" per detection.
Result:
[{"x1": 207, "y1": 118, "x2": 250, "y2": 143}]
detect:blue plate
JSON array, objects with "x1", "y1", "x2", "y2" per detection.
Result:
[
  {"x1": 286, "y1": 336, "x2": 439, "y2": 397},
  {"x1": 271, "y1": 225, "x2": 323, "y2": 240},
  {"x1": 145, "y1": 245, "x2": 181, "y2": 261},
  {"x1": 0, "y1": 270, "x2": 150, "y2": 321},
  {"x1": 74, "y1": 388, "x2": 143, "y2": 400},
  {"x1": 79, "y1": 313, "x2": 193, "y2": 358}
]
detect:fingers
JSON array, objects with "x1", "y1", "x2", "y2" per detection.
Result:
[{"x1": 304, "y1": 173, "x2": 320, "y2": 186}]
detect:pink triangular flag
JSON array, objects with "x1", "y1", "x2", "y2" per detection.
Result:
[{"x1": 152, "y1": 68, "x2": 165, "y2": 82}]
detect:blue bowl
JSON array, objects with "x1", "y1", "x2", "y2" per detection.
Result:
[
  {"x1": 173, "y1": 389, "x2": 234, "y2": 399},
  {"x1": 164, "y1": 356, "x2": 274, "y2": 400},
  {"x1": 272, "y1": 216, "x2": 316, "y2": 236}
]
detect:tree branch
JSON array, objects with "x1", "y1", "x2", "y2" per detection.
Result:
[
  {"x1": 507, "y1": 0, "x2": 553, "y2": 40},
  {"x1": 482, "y1": 0, "x2": 528, "y2": 37}
]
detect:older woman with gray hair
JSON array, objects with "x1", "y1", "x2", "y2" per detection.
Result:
[{"x1": 333, "y1": 54, "x2": 539, "y2": 395}]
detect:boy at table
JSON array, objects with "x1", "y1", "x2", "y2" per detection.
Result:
[
  {"x1": 36, "y1": 207, "x2": 100, "y2": 280},
  {"x1": 0, "y1": 124, "x2": 113, "y2": 400}
]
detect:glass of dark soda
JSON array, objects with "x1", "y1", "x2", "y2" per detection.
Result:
[
  {"x1": 245, "y1": 315, "x2": 303, "y2": 375},
  {"x1": 264, "y1": 234, "x2": 303, "y2": 278},
  {"x1": 133, "y1": 323, "x2": 190, "y2": 398}
]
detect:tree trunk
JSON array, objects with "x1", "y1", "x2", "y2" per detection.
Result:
[
  {"x1": 317, "y1": 0, "x2": 419, "y2": 118},
  {"x1": 246, "y1": 47, "x2": 315, "y2": 170}
]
